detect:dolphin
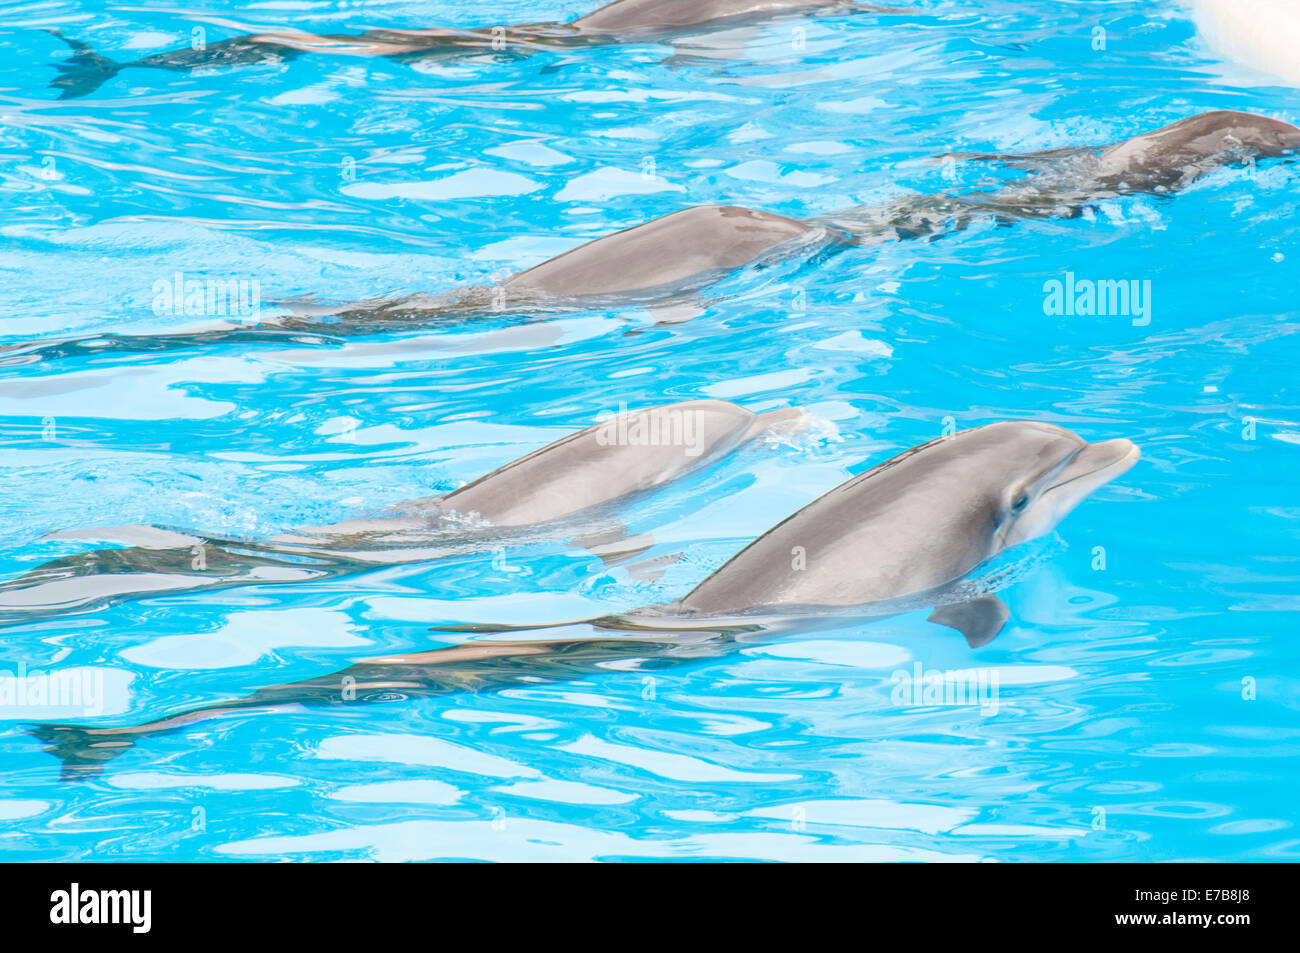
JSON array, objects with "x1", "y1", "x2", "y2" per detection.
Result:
[
  {"x1": 0, "y1": 398, "x2": 806, "y2": 626},
  {"x1": 674, "y1": 420, "x2": 1140, "y2": 618},
  {"x1": 30, "y1": 420, "x2": 1139, "y2": 779},
  {"x1": 0, "y1": 205, "x2": 843, "y2": 366},
  {"x1": 911, "y1": 108, "x2": 1300, "y2": 222},
  {"x1": 1088, "y1": 109, "x2": 1300, "y2": 191},
  {"x1": 45, "y1": 1, "x2": 913, "y2": 98},
  {"x1": 6, "y1": 110, "x2": 1296, "y2": 369}
]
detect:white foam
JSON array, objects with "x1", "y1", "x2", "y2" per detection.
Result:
[{"x1": 1194, "y1": 0, "x2": 1300, "y2": 87}]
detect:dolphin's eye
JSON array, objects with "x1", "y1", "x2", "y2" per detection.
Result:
[{"x1": 1011, "y1": 494, "x2": 1029, "y2": 513}]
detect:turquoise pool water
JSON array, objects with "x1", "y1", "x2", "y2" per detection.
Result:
[{"x1": 0, "y1": 0, "x2": 1297, "y2": 861}]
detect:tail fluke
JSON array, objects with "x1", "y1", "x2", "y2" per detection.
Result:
[
  {"x1": 27, "y1": 722, "x2": 135, "y2": 781},
  {"x1": 47, "y1": 30, "x2": 122, "y2": 99}
]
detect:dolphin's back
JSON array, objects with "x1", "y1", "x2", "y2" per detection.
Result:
[
  {"x1": 1094, "y1": 109, "x2": 1300, "y2": 189},
  {"x1": 680, "y1": 449, "x2": 992, "y2": 612},
  {"x1": 503, "y1": 205, "x2": 816, "y2": 299},
  {"x1": 574, "y1": 0, "x2": 837, "y2": 34},
  {"x1": 438, "y1": 399, "x2": 773, "y2": 526},
  {"x1": 1111, "y1": 110, "x2": 1300, "y2": 160}
]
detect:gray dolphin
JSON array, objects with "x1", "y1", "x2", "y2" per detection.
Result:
[
  {"x1": 6, "y1": 110, "x2": 1296, "y2": 369},
  {"x1": 0, "y1": 205, "x2": 842, "y2": 366},
  {"x1": 31, "y1": 420, "x2": 1139, "y2": 779},
  {"x1": 0, "y1": 399, "x2": 805, "y2": 625},
  {"x1": 46, "y1": 1, "x2": 912, "y2": 98},
  {"x1": 906, "y1": 108, "x2": 1300, "y2": 224},
  {"x1": 1090, "y1": 109, "x2": 1300, "y2": 191}
]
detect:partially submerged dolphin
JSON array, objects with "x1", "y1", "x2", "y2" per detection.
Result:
[
  {"x1": 915, "y1": 108, "x2": 1300, "y2": 221},
  {"x1": 0, "y1": 205, "x2": 842, "y2": 366},
  {"x1": 1074, "y1": 109, "x2": 1300, "y2": 191},
  {"x1": 0, "y1": 398, "x2": 805, "y2": 626},
  {"x1": 46, "y1": 0, "x2": 912, "y2": 98},
  {"x1": 498, "y1": 204, "x2": 823, "y2": 302},
  {"x1": 5, "y1": 110, "x2": 1295, "y2": 369},
  {"x1": 31, "y1": 420, "x2": 1139, "y2": 778}
]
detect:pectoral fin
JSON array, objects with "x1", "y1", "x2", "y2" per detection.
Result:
[
  {"x1": 622, "y1": 300, "x2": 708, "y2": 335},
  {"x1": 621, "y1": 553, "x2": 684, "y2": 584},
  {"x1": 743, "y1": 406, "x2": 810, "y2": 441},
  {"x1": 927, "y1": 595, "x2": 1009, "y2": 648},
  {"x1": 646, "y1": 302, "x2": 707, "y2": 326},
  {"x1": 572, "y1": 522, "x2": 654, "y2": 565}
]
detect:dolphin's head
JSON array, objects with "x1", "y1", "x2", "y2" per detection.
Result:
[
  {"x1": 1104, "y1": 110, "x2": 1300, "y2": 174},
  {"x1": 1187, "y1": 110, "x2": 1300, "y2": 158},
  {"x1": 1216, "y1": 110, "x2": 1300, "y2": 155},
  {"x1": 968, "y1": 421, "x2": 1139, "y2": 552},
  {"x1": 673, "y1": 419, "x2": 1139, "y2": 616}
]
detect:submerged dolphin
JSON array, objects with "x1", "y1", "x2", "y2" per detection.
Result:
[
  {"x1": 5, "y1": 110, "x2": 1296, "y2": 369},
  {"x1": 46, "y1": 0, "x2": 911, "y2": 98},
  {"x1": 1072, "y1": 109, "x2": 1300, "y2": 191},
  {"x1": 0, "y1": 399, "x2": 805, "y2": 626},
  {"x1": 922, "y1": 108, "x2": 1300, "y2": 217},
  {"x1": 31, "y1": 420, "x2": 1139, "y2": 778},
  {"x1": 0, "y1": 205, "x2": 840, "y2": 365}
]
